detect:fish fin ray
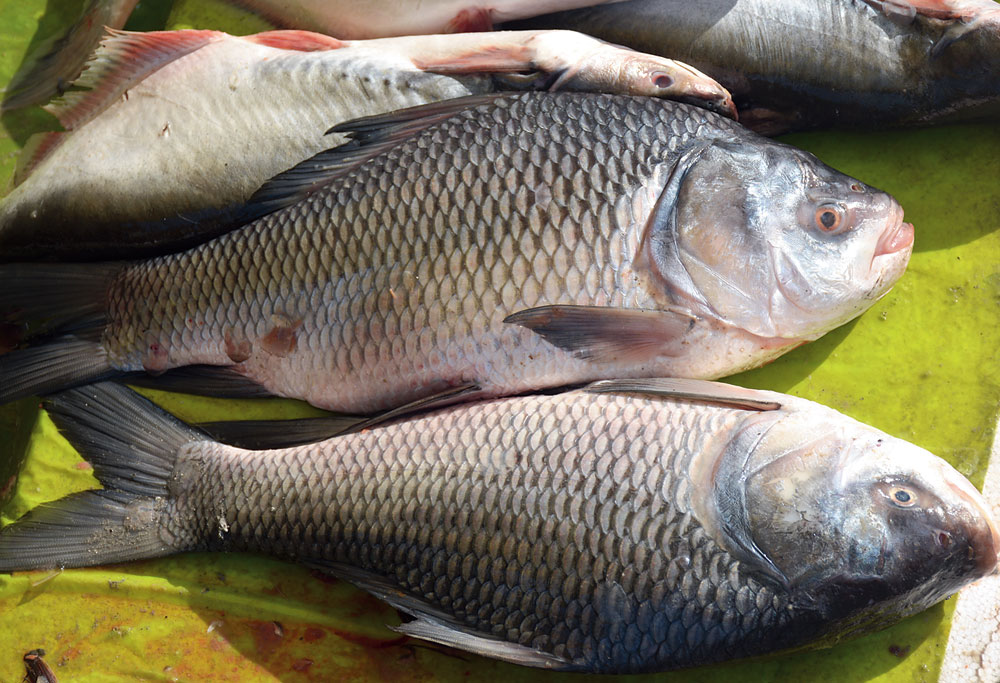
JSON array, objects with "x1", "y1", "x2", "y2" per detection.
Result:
[
  {"x1": 243, "y1": 95, "x2": 506, "y2": 219},
  {"x1": 0, "y1": 0, "x2": 137, "y2": 111},
  {"x1": 45, "y1": 28, "x2": 224, "y2": 130},
  {"x1": 504, "y1": 305, "x2": 698, "y2": 362},
  {"x1": 350, "y1": 384, "x2": 484, "y2": 431},
  {"x1": 196, "y1": 415, "x2": 366, "y2": 449},
  {"x1": 391, "y1": 618, "x2": 569, "y2": 669},
  {"x1": 0, "y1": 336, "x2": 117, "y2": 405},
  {"x1": 0, "y1": 383, "x2": 204, "y2": 571},
  {"x1": 310, "y1": 560, "x2": 570, "y2": 669},
  {"x1": 585, "y1": 378, "x2": 782, "y2": 411},
  {"x1": 121, "y1": 365, "x2": 277, "y2": 399},
  {"x1": 12, "y1": 131, "x2": 67, "y2": 186},
  {"x1": 243, "y1": 30, "x2": 345, "y2": 51}
]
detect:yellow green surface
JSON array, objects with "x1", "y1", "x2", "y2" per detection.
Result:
[{"x1": 0, "y1": 0, "x2": 998, "y2": 680}]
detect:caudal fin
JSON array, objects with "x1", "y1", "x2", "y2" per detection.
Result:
[
  {"x1": 0, "y1": 262, "x2": 121, "y2": 404},
  {"x1": 0, "y1": 383, "x2": 205, "y2": 571}
]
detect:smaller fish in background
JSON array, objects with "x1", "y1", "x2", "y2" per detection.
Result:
[
  {"x1": 1, "y1": 0, "x2": 138, "y2": 112},
  {"x1": 0, "y1": 379, "x2": 995, "y2": 673},
  {"x1": 0, "y1": 28, "x2": 732, "y2": 261},
  {"x1": 226, "y1": 0, "x2": 627, "y2": 38},
  {"x1": 505, "y1": 0, "x2": 1000, "y2": 134}
]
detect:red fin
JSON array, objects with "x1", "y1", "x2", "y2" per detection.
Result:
[
  {"x1": 244, "y1": 30, "x2": 345, "y2": 52},
  {"x1": 224, "y1": 329, "x2": 252, "y2": 363},
  {"x1": 45, "y1": 29, "x2": 225, "y2": 131},
  {"x1": 13, "y1": 130, "x2": 67, "y2": 186},
  {"x1": 445, "y1": 8, "x2": 494, "y2": 33}
]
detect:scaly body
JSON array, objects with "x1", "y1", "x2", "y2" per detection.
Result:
[
  {"x1": 0, "y1": 380, "x2": 995, "y2": 673},
  {"x1": 0, "y1": 29, "x2": 731, "y2": 260},
  {"x1": 0, "y1": 93, "x2": 912, "y2": 412},
  {"x1": 508, "y1": 0, "x2": 1000, "y2": 133}
]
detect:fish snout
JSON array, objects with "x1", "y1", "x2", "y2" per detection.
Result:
[{"x1": 945, "y1": 478, "x2": 1000, "y2": 578}]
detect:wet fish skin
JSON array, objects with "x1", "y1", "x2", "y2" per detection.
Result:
[
  {"x1": 0, "y1": 92, "x2": 912, "y2": 412},
  {"x1": 0, "y1": 380, "x2": 994, "y2": 673},
  {"x1": 0, "y1": 28, "x2": 732, "y2": 262},
  {"x1": 231, "y1": 0, "x2": 624, "y2": 38},
  {"x1": 506, "y1": 0, "x2": 1000, "y2": 134}
]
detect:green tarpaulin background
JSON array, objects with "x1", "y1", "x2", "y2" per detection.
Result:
[{"x1": 0, "y1": 0, "x2": 997, "y2": 680}]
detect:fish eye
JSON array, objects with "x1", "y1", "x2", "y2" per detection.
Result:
[
  {"x1": 814, "y1": 205, "x2": 843, "y2": 233},
  {"x1": 889, "y1": 486, "x2": 917, "y2": 508},
  {"x1": 652, "y1": 72, "x2": 675, "y2": 89}
]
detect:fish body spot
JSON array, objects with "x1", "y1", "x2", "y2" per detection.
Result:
[
  {"x1": 260, "y1": 315, "x2": 303, "y2": 357},
  {"x1": 224, "y1": 330, "x2": 252, "y2": 363},
  {"x1": 143, "y1": 343, "x2": 169, "y2": 374}
]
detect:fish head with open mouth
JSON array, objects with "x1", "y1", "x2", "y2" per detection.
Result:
[
  {"x1": 718, "y1": 404, "x2": 999, "y2": 644},
  {"x1": 646, "y1": 140, "x2": 914, "y2": 343}
]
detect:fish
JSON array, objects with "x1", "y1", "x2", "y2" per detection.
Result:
[
  {"x1": 505, "y1": 0, "x2": 1000, "y2": 134},
  {"x1": 0, "y1": 28, "x2": 734, "y2": 262},
  {"x1": 0, "y1": 92, "x2": 914, "y2": 413},
  {"x1": 227, "y1": 0, "x2": 624, "y2": 38},
  {"x1": 0, "y1": 0, "x2": 137, "y2": 112},
  {"x1": 0, "y1": 379, "x2": 994, "y2": 673}
]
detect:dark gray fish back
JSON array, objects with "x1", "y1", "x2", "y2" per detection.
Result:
[{"x1": 179, "y1": 392, "x2": 809, "y2": 672}]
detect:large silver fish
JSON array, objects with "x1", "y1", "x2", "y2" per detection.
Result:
[
  {"x1": 0, "y1": 28, "x2": 732, "y2": 262},
  {"x1": 0, "y1": 92, "x2": 913, "y2": 412},
  {"x1": 0, "y1": 379, "x2": 994, "y2": 673},
  {"x1": 507, "y1": 0, "x2": 1000, "y2": 134}
]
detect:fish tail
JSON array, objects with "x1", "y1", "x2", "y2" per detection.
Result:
[
  {"x1": 0, "y1": 263, "x2": 121, "y2": 404},
  {"x1": 0, "y1": 383, "x2": 204, "y2": 571}
]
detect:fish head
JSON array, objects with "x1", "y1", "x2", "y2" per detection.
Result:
[
  {"x1": 728, "y1": 407, "x2": 997, "y2": 635},
  {"x1": 648, "y1": 140, "x2": 913, "y2": 340}
]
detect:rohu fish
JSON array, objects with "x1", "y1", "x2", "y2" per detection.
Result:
[
  {"x1": 0, "y1": 92, "x2": 914, "y2": 413},
  {"x1": 0, "y1": 379, "x2": 994, "y2": 673}
]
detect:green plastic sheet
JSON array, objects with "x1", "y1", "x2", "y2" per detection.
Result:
[{"x1": 0, "y1": 0, "x2": 997, "y2": 680}]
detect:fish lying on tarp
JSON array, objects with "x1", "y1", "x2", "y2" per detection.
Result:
[
  {"x1": 0, "y1": 379, "x2": 994, "y2": 673},
  {"x1": 0, "y1": 28, "x2": 733, "y2": 262},
  {"x1": 506, "y1": 0, "x2": 1000, "y2": 134},
  {"x1": 0, "y1": 92, "x2": 913, "y2": 413}
]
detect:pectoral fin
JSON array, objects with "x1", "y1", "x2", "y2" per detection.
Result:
[
  {"x1": 504, "y1": 305, "x2": 697, "y2": 362},
  {"x1": 311, "y1": 561, "x2": 570, "y2": 670}
]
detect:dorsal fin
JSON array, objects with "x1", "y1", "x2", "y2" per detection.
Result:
[
  {"x1": 585, "y1": 378, "x2": 783, "y2": 411},
  {"x1": 243, "y1": 29, "x2": 345, "y2": 51},
  {"x1": 45, "y1": 29, "x2": 225, "y2": 131},
  {"x1": 241, "y1": 94, "x2": 507, "y2": 219}
]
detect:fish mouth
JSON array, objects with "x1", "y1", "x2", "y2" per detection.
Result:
[
  {"x1": 945, "y1": 477, "x2": 1000, "y2": 577},
  {"x1": 874, "y1": 218, "x2": 914, "y2": 259}
]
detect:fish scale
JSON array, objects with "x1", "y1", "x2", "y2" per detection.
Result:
[
  {"x1": 159, "y1": 391, "x2": 789, "y2": 672},
  {"x1": 103, "y1": 94, "x2": 709, "y2": 411}
]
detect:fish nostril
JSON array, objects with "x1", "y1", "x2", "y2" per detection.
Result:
[{"x1": 937, "y1": 531, "x2": 952, "y2": 549}]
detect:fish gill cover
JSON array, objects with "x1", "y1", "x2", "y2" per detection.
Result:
[{"x1": 0, "y1": 0, "x2": 998, "y2": 681}]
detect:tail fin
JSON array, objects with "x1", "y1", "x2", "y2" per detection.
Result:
[
  {"x1": 0, "y1": 383, "x2": 205, "y2": 571},
  {"x1": 0, "y1": 263, "x2": 121, "y2": 404}
]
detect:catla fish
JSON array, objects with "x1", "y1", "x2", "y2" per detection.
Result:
[
  {"x1": 0, "y1": 28, "x2": 733, "y2": 261},
  {"x1": 0, "y1": 379, "x2": 995, "y2": 673},
  {"x1": 0, "y1": 92, "x2": 914, "y2": 413},
  {"x1": 507, "y1": 0, "x2": 1000, "y2": 134}
]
